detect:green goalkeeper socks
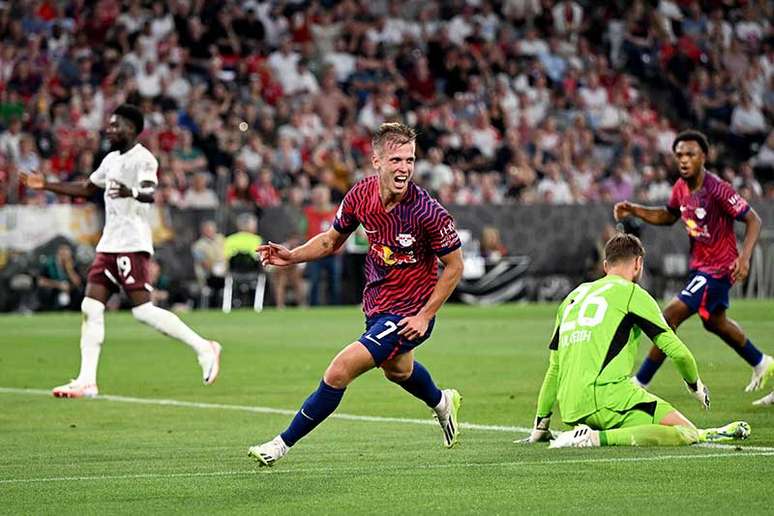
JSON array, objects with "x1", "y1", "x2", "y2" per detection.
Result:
[{"x1": 599, "y1": 425, "x2": 699, "y2": 446}]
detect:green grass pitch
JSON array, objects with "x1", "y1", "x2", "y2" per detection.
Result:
[{"x1": 2, "y1": 300, "x2": 774, "y2": 514}]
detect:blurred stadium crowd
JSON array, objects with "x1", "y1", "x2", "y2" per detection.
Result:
[
  {"x1": 0, "y1": 0, "x2": 773, "y2": 312},
  {"x1": 0, "y1": 0, "x2": 771, "y2": 210}
]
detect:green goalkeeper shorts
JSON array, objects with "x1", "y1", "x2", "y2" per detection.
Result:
[{"x1": 577, "y1": 384, "x2": 677, "y2": 430}]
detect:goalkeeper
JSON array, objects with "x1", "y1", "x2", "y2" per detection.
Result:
[{"x1": 525, "y1": 232, "x2": 750, "y2": 448}]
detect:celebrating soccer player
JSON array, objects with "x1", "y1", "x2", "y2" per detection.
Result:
[
  {"x1": 21, "y1": 104, "x2": 221, "y2": 398},
  {"x1": 525, "y1": 233, "x2": 749, "y2": 448},
  {"x1": 614, "y1": 130, "x2": 770, "y2": 400},
  {"x1": 249, "y1": 122, "x2": 464, "y2": 466}
]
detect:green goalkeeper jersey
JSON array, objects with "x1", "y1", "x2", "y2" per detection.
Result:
[{"x1": 535, "y1": 274, "x2": 699, "y2": 423}]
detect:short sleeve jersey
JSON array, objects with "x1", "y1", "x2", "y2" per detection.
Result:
[
  {"x1": 333, "y1": 176, "x2": 461, "y2": 318},
  {"x1": 667, "y1": 172, "x2": 750, "y2": 279},
  {"x1": 547, "y1": 275, "x2": 673, "y2": 422},
  {"x1": 89, "y1": 143, "x2": 159, "y2": 255}
]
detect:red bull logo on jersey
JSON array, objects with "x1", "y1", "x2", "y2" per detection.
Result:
[
  {"x1": 683, "y1": 218, "x2": 710, "y2": 240},
  {"x1": 372, "y1": 244, "x2": 417, "y2": 266}
]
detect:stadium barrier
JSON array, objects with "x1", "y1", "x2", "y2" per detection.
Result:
[{"x1": 1, "y1": 202, "x2": 773, "y2": 311}]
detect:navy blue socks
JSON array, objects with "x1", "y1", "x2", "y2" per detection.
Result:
[
  {"x1": 397, "y1": 361, "x2": 443, "y2": 408},
  {"x1": 734, "y1": 338, "x2": 764, "y2": 367},
  {"x1": 281, "y1": 380, "x2": 345, "y2": 447}
]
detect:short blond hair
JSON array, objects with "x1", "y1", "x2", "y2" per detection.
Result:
[{"x1": 372, "y1": 122, "x2": 416, "y2": 153}]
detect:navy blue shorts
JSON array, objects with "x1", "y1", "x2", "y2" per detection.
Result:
[
  {"x1": 677, "y1": 271, "x2": 731, "y2": 320},
  {"x1": 357, "y1": 313, "x2": 435, "y2": 366}
]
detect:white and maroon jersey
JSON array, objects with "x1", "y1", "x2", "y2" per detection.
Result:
[{"x1": 89, "y1": 143, "x2": 159, "y2": 255}]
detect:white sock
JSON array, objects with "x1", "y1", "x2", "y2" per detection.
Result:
[
  {"x1": 76, "y1": 297, "x2": 105, "y2": 385},
  {"x1": 754, "y1": 355, "x2": 772, "y2": 375},
  {"x1": 131, "y1": 302, "x2": 210, "y2": 355},
  {"x1": 433, "y1": 390, "x2": 449, "y2": 415},
  {"x1": 274, "y1": 435, "x2": 289, "y2": 452}
]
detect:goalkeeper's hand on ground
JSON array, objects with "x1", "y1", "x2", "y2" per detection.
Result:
[
  {"x1": 516, "y1": 415, "x2": 554, "y2": 444},
  {"x1": 685, "y1": 378, "x2": 710, "y2": 410}
]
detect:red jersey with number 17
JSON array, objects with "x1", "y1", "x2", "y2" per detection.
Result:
[
  {"x1": 667, "y1": 171, "x2": 750, "y2": 280},
  {"x1": 333, "y1": 176, "x2": 462, "y2": 318}
]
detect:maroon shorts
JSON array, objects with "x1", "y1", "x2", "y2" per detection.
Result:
[{"x1": 87, "y1": 252, "x2": 152, "y2": 293}]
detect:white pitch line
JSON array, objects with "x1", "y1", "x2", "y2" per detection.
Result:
[
  {"x1": 2, "y1": 451, "x2": 774, "y2": 485},
  {"x1": 0, "y1": 387, "x2": 532, "y2": 433},
  {"x1": 2, "y1": 387, "x2": 773, "y2": 452}
]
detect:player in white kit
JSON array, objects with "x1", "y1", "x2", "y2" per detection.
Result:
[{"x1": 22, "y1": 104, "x2": 221, "y2": 398}]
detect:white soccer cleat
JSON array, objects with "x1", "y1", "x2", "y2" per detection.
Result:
[
  {"x1": 434, "y1": 388, "x2": 462, "y2": 448},
  {"x1": 199, "y1": 341, "x2": 222, "y2": 385},
  {"x1": 700, "y1": 421, "x2": 751, "y2": 442},
  {"x1": 745, "y1": 355, "x2": 774, "y2": 392},
  {"x1": 753, "y1": 392, "x2": 774, "y2": 406},
  {"x1": 549, "y1": 424, "x2": 599, "y2": 449},
  {"x1": 248, "y1": 436, "x2": 288, "y2": 467},
  {"x1": 51, "y1": 380, "x2": 98, "y2": 399}
]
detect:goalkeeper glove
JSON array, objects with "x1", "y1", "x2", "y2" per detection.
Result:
[
  {"x1": 517, "y1": 415, "x2": 554, "y2": 444},
  {"x1": 685, "y1": 378, "x2": 710, "y2": 410}
]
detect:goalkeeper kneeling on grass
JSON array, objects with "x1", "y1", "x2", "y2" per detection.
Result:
[{"x1": 524, "y1": 232, "x2": 750, "y2": 448}]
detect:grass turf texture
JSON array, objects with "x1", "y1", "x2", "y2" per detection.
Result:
[{"x1": 1, "y1": 300, "x2": 773, "y2": 514}]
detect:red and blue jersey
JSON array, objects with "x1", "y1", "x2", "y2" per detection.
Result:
[
  {"x1": 667, "y1": 171, "x2": 750, "y2": 280},
  {"x1": 334, "y1": 176, "x2": 461, "y2": 317}
]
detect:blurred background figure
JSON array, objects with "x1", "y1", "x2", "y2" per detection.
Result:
[
  {"x1": 480, "y1": 226, "x2": 508, "y2": 263},
  {"x1": 271, "y1": 186, "x2": 307, "y2": 309},
  {"x1": 36, "y1": 244, "x2": 83, "y2": 311},
  {"x1": 303, "y1": 185, "x2": 341, "y2": 306},
  {"x1": 192, "y1": 220, "x2": 227, "y2": 308}
]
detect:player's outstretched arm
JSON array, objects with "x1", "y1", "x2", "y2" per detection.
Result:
[
  {"x1": 613, "y1": 201, "x2": 678, "y2": 226},
  {"x1": 258, "y1": 226, "x2": 348, "y2": 267},
  {"x1": 21, "y1": 171, "x2": 99, "y2": 198},
  {"x1": 629, "y1": 285, "x2": 709, "y2": 408},
  {"x1": 732, "y1": 208, "x2": 762, "y2": 283}
]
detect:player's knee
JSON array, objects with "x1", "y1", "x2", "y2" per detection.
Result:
[
  {"x1": 81, "y1": 297, "x2": 105, "y2": 323},
  {"x1": 323, "y1": 365, "x2": 351, "y2": 389},
  {"x1": 383, "y1": 367, "x2": 412, "y2": 383},
  {"x1": 701, "y1": 316, "x2": 721, "y2": 334}
]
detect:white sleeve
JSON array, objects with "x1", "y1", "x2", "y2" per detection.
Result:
[
  {"x1": 136, "y1": 156, "x2": 158, "y2": 185},
  {"x1": 89, "y1": 159, "x2": 108, "y2": 188}
]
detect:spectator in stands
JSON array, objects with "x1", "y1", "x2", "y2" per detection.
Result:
[
  {"x1": 36, "y1": 243, "x2": 83, "y2": 311},
  {"x1": 415, "y1": 147, "x2": 454, "y2": 194},
  {"x1": 270, "y1": 186, "x2": 307, "y2": 309},
  {"x1": 303, "y1": 185, "x2": 340, "y2": 306},
  {"x1": 192, "y1": 220, "x2": 227, "y2": 306},
  {"x1": 0, "y1": 118, "x2": 22, "y2": 162},
  {"x1": 0, "y1": 0, "x2": 769, "y2": 217},
  {"x1": 226, "y1": 169, "x2": 259, "y2": 208},
  {"x1": 731, "y1": 93, "x2": 768, "y2": 159},
  {"x1": 537, "y1": 162, "x2": 573, "y2": 204},
  {"x1": 253, "y1": 168, "x2": 281, "y2": 210},
  {"x1": 480, "y1": 226, "x2": 508, "y2": 263},
  {"x1": 181, "y1": 172, "x2": 218, "y2": 209}
]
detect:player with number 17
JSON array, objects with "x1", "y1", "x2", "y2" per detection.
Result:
[{"x1": 249, "y1": 123, "x2": 464, "y2": 467}]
